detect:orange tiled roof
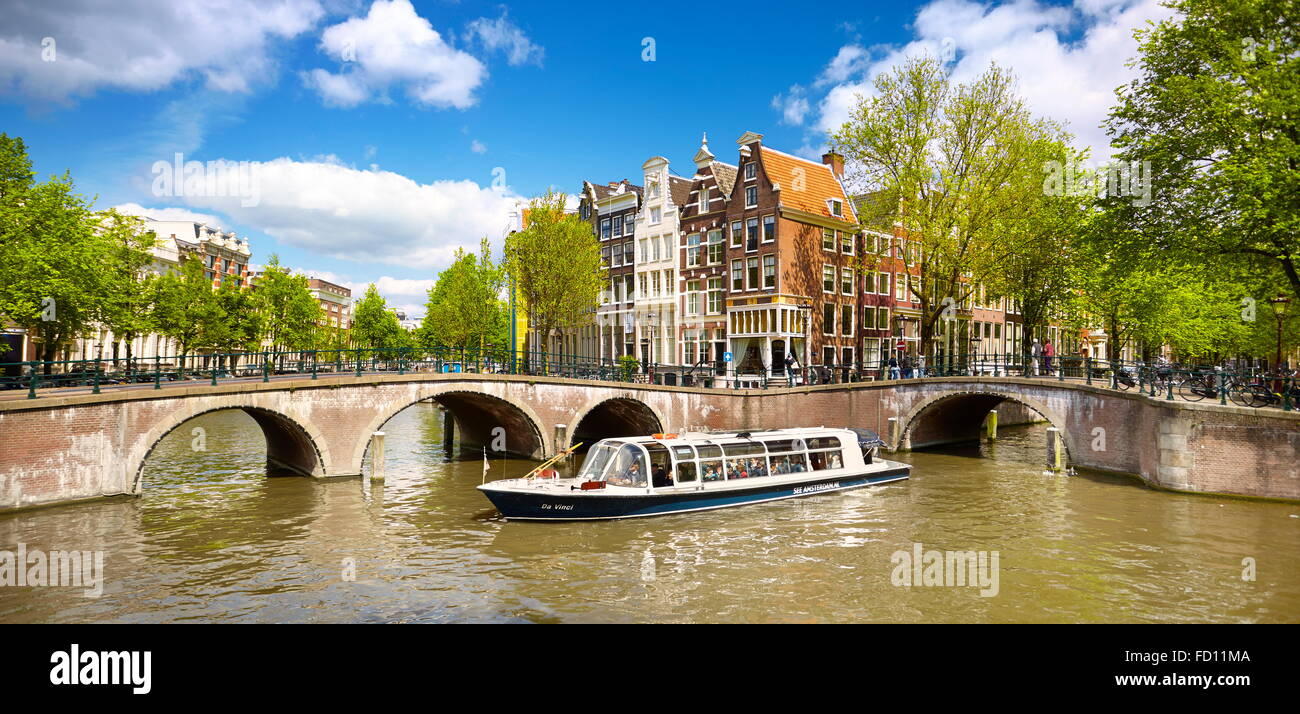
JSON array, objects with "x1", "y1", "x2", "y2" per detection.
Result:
[{"x1": 760, "y1": 146, "x2": 856, "y2": 224}]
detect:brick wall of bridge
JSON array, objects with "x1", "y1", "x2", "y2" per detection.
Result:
[{"x1": 0, "y1": 374, "x2": 1296, "y2": 510}]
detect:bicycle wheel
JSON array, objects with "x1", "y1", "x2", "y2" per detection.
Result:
[
  {"x1": 1228, "y1": 382, "x2": 1256, "y2": 407},
  {"x1": 1178, "y1": 377, "x2": 1208, "y2": 402},
  {"x1": 1246, "y1": 384, "x2": 1275, "y2": 409}
]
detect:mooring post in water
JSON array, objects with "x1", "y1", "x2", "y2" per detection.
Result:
[
  {"x1": 442, "y1": 410, "x2": 454, "y2": 455},
  {"x1": 554, "y1": 424, "x2": 568, "y2": 461},
  {"x1": 1046, "y1": 427, "x2": 1065, "y2": 472},
  {"x1": 986, "y1": 409, "x2": 998, "y2": 441},
  {"x1": 371, "y1": 431, "x2": 386, "y2": 481}
]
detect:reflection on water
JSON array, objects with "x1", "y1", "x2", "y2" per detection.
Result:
[{"x1": 1, "y1": 403, "x2": 1297, "y2": 623}]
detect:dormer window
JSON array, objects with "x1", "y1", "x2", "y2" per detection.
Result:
[{"x1": 830, "y1": 199, "x2": 844, "y2": 217}]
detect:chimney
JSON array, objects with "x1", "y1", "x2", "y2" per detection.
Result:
[{"x1": 822, "y1": 151, "x2": 844, "y2": 179}]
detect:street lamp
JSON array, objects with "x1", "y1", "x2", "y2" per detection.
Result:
[{"x1": 1269, "y1": 293, "x2": 1291, "y2": 379}]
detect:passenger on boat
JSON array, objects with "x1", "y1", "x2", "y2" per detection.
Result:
[
  {"x1": 610, "y1": 462, "x2": 645, "y2": 487},
  {"x1": 652, "y1": 465, "x2": 672, "y2": 488},
  {"x1": 703, "y1": 465, "x2": 722, "y2": 482}
]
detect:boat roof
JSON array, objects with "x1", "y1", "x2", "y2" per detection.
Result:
[{"x1": 612, "y1": 427, "x2": 868, "y2": 444}]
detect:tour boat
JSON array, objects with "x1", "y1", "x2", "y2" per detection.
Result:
[{"x1": 477, "y1": 427, "x2": 909, "y2": 521}]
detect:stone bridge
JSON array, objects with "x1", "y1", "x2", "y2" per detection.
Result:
[{"x1": 0, "y1": 373, "x2": 1296, "y2": 510}]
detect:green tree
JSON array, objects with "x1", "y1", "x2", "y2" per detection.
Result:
[
  {"x1": 503, "y1": 190, "x2": 602, "y2": 360},
  {"x1": 209, "y1": 277, "x2": 263, "y2": 359},
  {"x1": 253, "y1": 255, "x2": 321, "y2": 355},
  {"x1": 98, "y1": 210, "x2": 160, "y2": 370},
  {"x1": 0, "y1": 170, "x2": 108, "y2": 370},
  {"x1": 832, "y1": 56, "x2": 1057, "y2": 360},
  {"x1": 153, "y1": 256, "x2": 223, "y2": 375},
  {"x1": 419, "y1": 237, "x2": 507, "y2": 353},
  {"x1": 1103, "y1": 0, "x2": 1300, "y2": 300},
  {"x1": 351, "y1": 284, "x2": 408, "y2": 355}
]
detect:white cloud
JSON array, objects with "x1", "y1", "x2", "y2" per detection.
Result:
[
  {"x1": 0, "y1": 0, "x2": 323, "y2": 104},
  {"x1": 771, "y1": 85, "x2": 811, "y2": 126},
  {"x1": 303, "y1": 0, "x2": 486, "y2": 109},
  {"x1": 471, "y1": 139, "x2": 487, "y2": 154},
  {"x1": 111, "y1": 202, "x2": 225, "y2": 227},
  {"x1": 465, "y1": 12, "x2": 545, "y2": 67},
  {"x1": 809, "y1": 0, "x2": 1177, "y2": 160},
  {"x1": 163, "y1": 155, "x2": 520, "y2": 270},
  {"x1": 294, "y1": 270, "x2": 434, "y2": 318}
]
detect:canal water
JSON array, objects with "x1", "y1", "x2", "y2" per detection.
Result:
[{"x1": 1, "y1": 403, "x2": 1297, "y2": 623}]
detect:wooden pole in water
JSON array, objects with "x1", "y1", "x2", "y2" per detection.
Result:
[
  {"x1": 986, "y1": 409, "x2": 998, "y2": 441},
  {"x1": 371, "y1": 431, "x2": 386, "y2": 481},
  {"x1": 1046, "y1": 427, "x2": 1064, "y2": 472}
]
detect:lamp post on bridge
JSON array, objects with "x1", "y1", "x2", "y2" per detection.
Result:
[{"x1": 1269, "y1": 293, "x2": 1291, "y2": 391}]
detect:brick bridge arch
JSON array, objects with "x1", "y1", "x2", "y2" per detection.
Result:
[
  {"x1": 897, "y1": 387, "x2": 1076, "y2": 462},
  {"x1": 130, "y1": 398, "x2": 335, "y2": 491},
  {"x1": 350, "y1": 385, "x2": 551, "y2": 472},
  {"x1": 569, "y1": 397, "x2": 667, "y2": 449}
]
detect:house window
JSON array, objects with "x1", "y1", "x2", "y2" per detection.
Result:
[
  {"x1": 731, "y1": 259, "x2": 744, "y2": 291},
  {"x1": 601, "y1": 246, "x2": 611, "y2": 267},
  {"x1": 624, "y1": 242, "x2": 634, "y2": 265},
  {"x1": 650, "y1": 207, "x2": 662, "y2": 224},
  {"x1": 878, "y1": 272, "x2": 890, "y2": 296},
  {"x1": 649, "y1": 181, "x2": 660, "y2": 198},
  {"x1": 639, "y1": 274, "x2": 647, "y2": 299},
  {"x1": 823, "y1": 304, "x2": 835, "y2": 336},
  {"x1": 822, "y1": 229, "x2": 835, "y2": 251},
  {"x1": 842, "y1": 305, "x2": 853, "y2": 337},
  {"x1": 746, "y1": 257, "x2": 759, "y2": 289},
  {"x1": 686, "y1": 233, "x2": 702, "y2": 267},
  {"x1": 842, "y1": 232, "x2": 854, "y2": 254},
  {"x1": 651, "y1": 272, "x2": 661, "y2": 297},
  {"x1": 895, "y1": 272, "x2": 907, "y2": 301},
  {"x1": 686, "y1": 280, "x2": 700, "y2": 316},
  {"x1": 707, "y1": 229, "x2": 723, "y2": 264},
  {"x1": 842, "y1": 346, "x2": 854, "y2": 365},
  {"x1": 746, "y1": 186, "x2": 757, "y2": 207},
  {"x1": 877, "y1": 307, "x2": 890, "y2": 330},
  {"x1": 864, "y1": 306, "x2": 875, "y2": 330},
  {"x1": 601, "y1": 218, "x2": 611, "y2": 239},
  {"x1": 730, "y1": 220, "x2": 742, "y2": 248},
  {"x1": 841, "y1": 268, "x2": 853, "y2": 296},
  {"x1": 707, "y1": 277, "x2": 723, "y2": 314},
  {"x1": 699, "y1": 187, "x2": 710, "y2": 212},
  {"x1": 613, "y1": 216, "x2": 623, "y2": 236},
  {"x1": 863, "y1": 233, "x2": 876, "y2": 253},
  {"x1": 612, "y1": 245, "x2": 623, "y2": 267},
  {"x1": 863, "y1": 272, "x2": 875, "y2": 293},
  {"x1": 624, "y1": 274, "x2": 634, "y2": 302},
  {"x1": 763, "y1": 215, "x2": 775, "y2": 242},
  {"x1": 763, "y1": 255, "x2": 776, "y2": 289},
  {"x1": 830, "y1": 199, "x2": 843, "y2": 217},
  {"x1": 822, "y1": 265, "x2": 835, "y2": 293},
  {"x1": 745, "y1": 162, "x2": 756, "y2": 180}
]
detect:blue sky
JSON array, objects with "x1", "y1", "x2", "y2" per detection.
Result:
[{"x1": 0, "y1": 0, "x2": 1174, "y2": 316}]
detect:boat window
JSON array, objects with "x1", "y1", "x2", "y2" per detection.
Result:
[
  {"x1": 696, "y1": 443, "x2": 722, "y2": 459},
  {"x1": 762, "y1": 439, "x2": 797, "y2": 453},
  {"x1": 646, "y1": 443, "x2": 673, "y2": 488},
  {"x1": 579, "y1": 443, "x2": 618, "y2": 481},
  {"x1": 807, "y1": 437, "x2": 842, "y2": 450},
  {"x1": 605, "y1": 443, "x2": 648, "y2": 487},
  {"x1": 770, "y1": 453, "x2": 808, "y2": 474},
  {"x1": 700, "y1": 456, "x2": 724, "y2": 482},
  {"x1": 672, "y1": 445, "x2": 697, "y2": 483},
  {"x1": 808, "y1": 449, "x2": 843, "y2": 471},
  {"x1": 726, "y1": 454, "x2": 769, "y2": 480},
  {"x1": 723, "y1": 442, "x2": 765, "y2": 456}
]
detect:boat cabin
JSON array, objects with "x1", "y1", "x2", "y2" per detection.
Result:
[{"x1": 576, "y1": 428, "x2": 885, "y2": 490}]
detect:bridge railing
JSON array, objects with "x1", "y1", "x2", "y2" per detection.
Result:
[{"x1": 1, "y1": 348, "x2": 1292, "y2": 411}]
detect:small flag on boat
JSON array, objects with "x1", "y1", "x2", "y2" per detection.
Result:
[{"x1": 482, "y1": 447, "x2": 489, "y2": 484}]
